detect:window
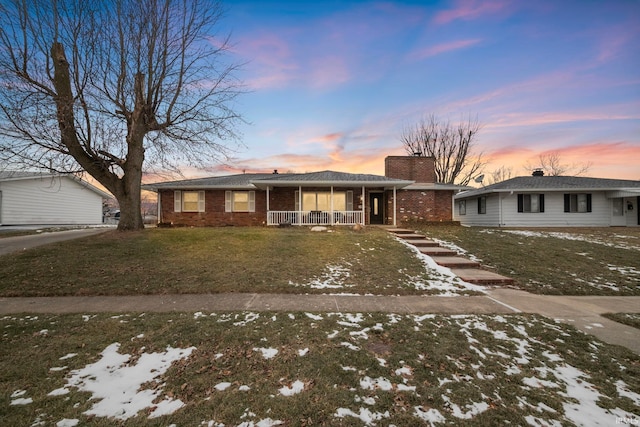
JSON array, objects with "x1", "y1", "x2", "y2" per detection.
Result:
[
  {"x1": 564, "y1": 193, "x2": 592, "y2": 213},
  {"x1": 295, "y1": 191, "x2": 353, "y2": 211},
  {"x1": 517, "y1": 194, "x2": 545, "y2": 213},
  {"x1": 458, "y1": 200, "x2": 466, "y2": 215},
  {"x1": 477, "y1": 196, "x2": 486, "y2": 214},
  {"x1": 225, "y1": 191, "x2": 255, "y2": 212},
  {"x1": 174, "y1": 190, "x2": 205, "y2": 212}
]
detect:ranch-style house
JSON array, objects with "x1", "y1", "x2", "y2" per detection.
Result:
[{"x1": 143, "y1": 156, "x2": 466, "y2": 227}]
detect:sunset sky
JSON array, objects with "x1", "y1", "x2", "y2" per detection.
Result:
[{"x1": 196, "y1": 0, "x2": 639, "y2": 182}]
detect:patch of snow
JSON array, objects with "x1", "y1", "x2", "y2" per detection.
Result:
[
  {"x1": 298, "y1": 348, "x2": 309, "y2": 356},
  {"x1": 56, "y1": 419, "x2": 79, "y2": 427},
  {"x1": 48, "y1": 387, "x2": 70, "y2": 396},
  {"x1": 60, "y1": 342, "x2": 195, "y2": 420},
  {"x1": 253, "y1": 347, "x2": 279, "y2": 359},
  {"x1": 334, "y1": 407, "x2": 390, "y2": 426},
  {"x1": 340, "y1": 341, "x2": 360, "y2": 351},
  {"x1": 441, "y1": 394, "x2": 489, "y2": 419},
  {"x1": 360, "y1": 376, "x2": 393, "y2": 391},
  {"x1": 214, "y1": 382, "x2": 232, "y2": 391},
  {"x1": 49, "y1": 366, "x2": 68, "y2": 372},
  {"x1": 616, "y1": 380, "x2": 640, "y2": 406},
  {"x1": 414, "y1": 406, "x2": 446, "y2": 425},
  {"x1": 305, "y1": 313, "x2": 323, "y2": 321},
  {"x1": 59, "y1": 353, "x2": 77, "y2": 360},
  {"x1": 279, "y1": 380, "x2": 305, "y2": 396},
  {"x1": 10, "y1": 397, "x2": 33, "y2": 405}
]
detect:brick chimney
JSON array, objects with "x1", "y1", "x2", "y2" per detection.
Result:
[{"x1": 385, "y1": 156, "x2": 436, "y2": 183}]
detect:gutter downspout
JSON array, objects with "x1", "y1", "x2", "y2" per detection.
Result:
[
  {"x1": 266, "y1": 186, "x2": 270, "y2": 225},
  {"x1": 157, "y1": 191, "x2": 162, "y2": 224}
]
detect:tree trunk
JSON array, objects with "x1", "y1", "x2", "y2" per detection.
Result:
[{"x1": 114, "y1": 178, "x2": 144, "y2": 231}]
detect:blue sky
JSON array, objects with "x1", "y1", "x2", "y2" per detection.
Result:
[{"x1": 197, "y1": 0, "x2": 639, "y2": 180}]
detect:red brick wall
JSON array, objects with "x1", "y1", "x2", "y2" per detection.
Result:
[
  {"x1": 159, "y1": 189, "x2": 267, "y2": 226},
  {"x1": 385, "y1": 156, "x2": 436, "y2": 183},
  {"x1": 386, "y1": 189, "x2": 454, "y2": 224}
]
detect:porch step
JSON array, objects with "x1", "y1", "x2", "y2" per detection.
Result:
[
  {"x1": 395, "y1": 233, "x2": 427, "y2": 240},
  {"x1": 418, "y1": 247, "x2": 457, "y2": 256},
  {"x1": 450, "y1": 268, "x2": 514, "y2": 286},
  {"x1": 404, "y1": 239, "x2": 440, "y2": 247},
  {"x1": 430, "y1": 256, "x2": 481, "y2": 268},
  {"x1": 386, "y1": 228, "x2": 416, "y2": 234}
]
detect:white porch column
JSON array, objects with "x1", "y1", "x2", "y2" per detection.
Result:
[
  {"x1": 393, "y1": 186, "x2": 397, "y2": 227},
  {"x1": 330, "y1": 186, "x2": 334, "y2": 225},
  {"x1": 298, "y1": 185, "x2": 302, "y2": 225},
  {"x1": 362, "y1": 186, "x2": 365, "y2": 225}
]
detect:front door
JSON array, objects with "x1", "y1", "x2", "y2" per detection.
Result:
[{"x1": 369, "y1": 193, "x2": 384, "y2": 225}]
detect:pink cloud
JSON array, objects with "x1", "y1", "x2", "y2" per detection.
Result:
[
  {"x1": 433, "y1": 0, "x2": 513, "y2": 25},
  {"x1": 483, "y1": 142, "x2": 640, "y2": 180},
  {"x1": 409, "y1": 39, "x2": 482, "y2": 61}
]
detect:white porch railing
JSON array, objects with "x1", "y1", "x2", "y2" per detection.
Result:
[{"x1": 267, "y1": 211, "x2": 364, "y2": 226}]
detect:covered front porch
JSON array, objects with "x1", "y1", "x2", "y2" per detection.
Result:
[{"x1": 251, "y1": 171, "x2": 413, "y2": 227}]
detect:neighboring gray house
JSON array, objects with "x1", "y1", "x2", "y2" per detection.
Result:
[
  {"x1": 0, "y1": 172, "x2": 112, "y2": 225},
  {"x1": 453, "y1": 175, "x2": 640, "y2": 227}
]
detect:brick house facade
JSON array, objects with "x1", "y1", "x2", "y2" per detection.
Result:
[{"x1": 144, "y1": 156, "x2": 466, "y2": 227}]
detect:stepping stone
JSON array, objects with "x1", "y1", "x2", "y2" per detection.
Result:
[
  {"x1": 450, "y1": 268, "x2": 514, "y2": 286},
  {"x1": 430, "y1": 256, "x2": 480, "y2": 268},
  {"x1": 418, "y1": 247, "x2": 457, "y2": 256},
  {"x1": 404, "y1": 239, "x2": 440, "y2": 247}
]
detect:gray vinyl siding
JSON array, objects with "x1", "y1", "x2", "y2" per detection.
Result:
[
  {"x1": 454, "y1": 194, "x2": 500, "y2": 226},
  {"x1": 456, "y1": 191, "x2": 613, "y2": 227},
  {"x1": 0, "y1": 176, "x2": 104, "y2": 225}
]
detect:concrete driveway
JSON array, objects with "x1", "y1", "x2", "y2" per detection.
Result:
[{"x1": 0, "y1": 227, "x2": 112, "y2": 256}]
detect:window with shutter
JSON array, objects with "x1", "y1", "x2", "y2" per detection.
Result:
[
  {"x1": 564, "y1": 193, "x2": 592, "y2": 213},
  {"x1": 174, "y1": 191, "x2": 182, "y2": 212}
]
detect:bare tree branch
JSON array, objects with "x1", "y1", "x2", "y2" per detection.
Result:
[
  {"x1": 0, "y1": 0, "x2": 244, "y2": 230},
  {"x1": 400, "y1": 114, "x2": 485, "y2": 185}
]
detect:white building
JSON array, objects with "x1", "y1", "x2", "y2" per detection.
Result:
[
  {"x1": 454, "y1": 175, "x2": 640, "y2": 227},
  {"x1": 0, "y1": 172, "x2": 112, "y2": 225}
]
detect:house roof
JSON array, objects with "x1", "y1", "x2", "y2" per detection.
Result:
[
  {"x1": 143, "y1": 171, "x2": 414, "y2": 191},
  {"x1": 455, "y1": 176, "x2": 640, "y2": 199},
  {"x1": 142, "y1": 173, "x2": 275, "y2": 190},
  {"x1": 0, "y1": 171, "x2": 113, "y2": 199},
  {"x1": 250, "y1": 171, "x2": 413, "y2": 189}
]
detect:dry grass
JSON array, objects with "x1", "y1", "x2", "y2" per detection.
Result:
[
  {"x1": 0, "y1": 227, "x2": 447, "y2": 297},
  {"x1": 415, "y1": 226, "x2": 640, "y2": 295},
  {"x1": 2, "y1": 312, "x2": 638, "y2": 426}
]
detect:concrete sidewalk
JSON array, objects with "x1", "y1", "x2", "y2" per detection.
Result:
[{"x1": 1, "y1": 290, "x2": 638, "y2": 354}]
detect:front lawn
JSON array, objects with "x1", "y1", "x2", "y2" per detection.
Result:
[
  {"x1": 0, "y1": 227, "x2": 479, "y2": 297},
  {"x1": 2, "y1": 312, "x2": 639, "y2": 426},
  {"x1": 417, "y1": 226, "x2": 640, "y2": 296}
]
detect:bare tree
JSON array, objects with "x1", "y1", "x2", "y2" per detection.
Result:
[
  {"x1": 484, "y1": 165, "x2": 514, "y2": 185},
  {"x1": 0, "y1": 0, "x2": 243, "y2": 230},
  {"x1": 524, "y1": 151, "x2": 592, "y2": 176},
  {"x1": 400, "y1": 114, "x2": 485, "y2": 185}
]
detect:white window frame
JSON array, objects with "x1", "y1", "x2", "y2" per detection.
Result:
[
  {"x1": 225, "y1": 191, "x2": 256, "y2": 212},
  {"x1": 295, "y1": 190, "x2": 353, "y2": 211},
  {"x1": 174, "y1": 190, "x2": 205, "y2": 212}
]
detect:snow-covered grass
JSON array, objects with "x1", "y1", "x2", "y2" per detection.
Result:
[
  {"x1": 2, "y1": 312, "x2": 639, "y2": 426},
  {"x1": 419, "y1": 226, "x2": 640, "y2": 295}
]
